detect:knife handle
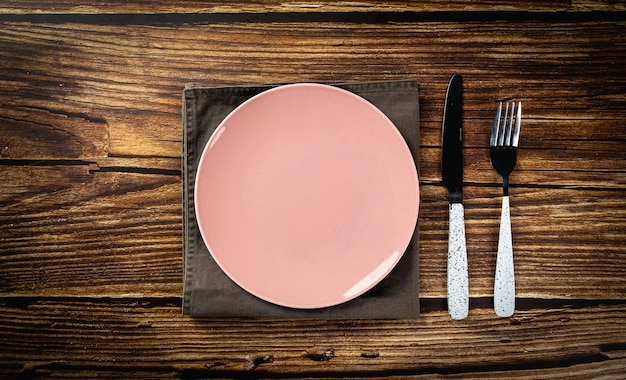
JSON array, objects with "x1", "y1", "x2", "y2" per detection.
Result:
[
  {"x1": 448, "y1": 203, "x2": 469, "y2": 320},
  {"x1": 494, "y1": 195, "x2": 515, "y2": 317}
]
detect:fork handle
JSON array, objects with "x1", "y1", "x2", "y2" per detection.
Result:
[
  {"x1": 494, "y1": 195, "x2": 515, "y2": 317},
  {"x1": 448, "y1": 203, "x2": 469, "y2": 320}
]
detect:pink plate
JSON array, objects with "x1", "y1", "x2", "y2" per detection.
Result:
[{"x1": 195, "y1": 83, "x2": 419, "y2": 309}]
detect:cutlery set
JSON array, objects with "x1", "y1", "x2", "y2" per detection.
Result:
[{"x1": 442, "y1": 74, "x2": 522, "y2": 319}]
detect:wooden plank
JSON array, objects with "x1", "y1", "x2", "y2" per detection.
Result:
[
  {"x1": 1, "y1": 0, "x2": 625, "y2": 15},
  {"x1": 1, "y1": 21, "x2": 624, "y2": 179},
  {"x1": 1, "y1": 165, "x2": 624, "y2": 299},
  {"x1": 0, "y1": 299, "x2": 625, "y2": 377},
  {"x1": 0, "y1": 166, "x2": 182, "y2": 297}
]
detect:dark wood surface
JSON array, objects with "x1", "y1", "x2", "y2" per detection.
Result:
[{"x1": 1, "y1": 2, "x2": 625, "y2": 378}]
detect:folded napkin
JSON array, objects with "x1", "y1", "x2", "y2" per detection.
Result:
[{"x1": 182, "y1": 80, "x2": 420, "y2": 318}]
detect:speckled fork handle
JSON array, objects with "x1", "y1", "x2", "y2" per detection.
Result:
[
  {"x1": 494, "y1": 196, "x2": 515, "y2": 317},
  {"x1": 448, "y1": 203, "x2": 469, "y2": 320}
]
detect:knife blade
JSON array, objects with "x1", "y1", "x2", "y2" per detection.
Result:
[{"x1": 441, "y1": 73, "x2": 468, "y2": 320}]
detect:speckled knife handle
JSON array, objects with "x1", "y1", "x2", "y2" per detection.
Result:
[
  {"x1": 494, "y1": 195, "x2": 515, "y2": 317},
  {"x1": 448, "y1": 203, "x2": 469, "y2": 320}
]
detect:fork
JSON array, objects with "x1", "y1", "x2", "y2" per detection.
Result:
[{"x1": 490, "y1": 101, "x2": 521, "y2": 317}]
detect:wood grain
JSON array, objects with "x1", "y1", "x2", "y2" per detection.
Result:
[
  {"x1": 1, "y1": 299, "x2": 625, "y2": 378},
  {"x1": 1, "y1": 0, "x2": 625, "y2": 15},
  {"x1": 1, "y1": 4, "x2": 625, "y2": 378}
]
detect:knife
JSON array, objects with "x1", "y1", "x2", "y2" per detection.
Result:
[{"x1": 442, "y1": 73, "x2": 469, "y2": 320}]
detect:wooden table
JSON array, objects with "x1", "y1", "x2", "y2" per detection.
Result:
[{"x1": 1, "y1": 1, "x2": 625, "y2": 378}]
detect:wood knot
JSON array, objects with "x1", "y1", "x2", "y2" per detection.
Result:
[
  {"x1": 205, "y1": 361, "x2": 224, "y2": 370},
  {"x1": 360, "y1": 350, "x2": 380, "y2": 358},
  {"x1": 304, "y1": 348, "x2": 334, "y2": 361},
  {"x1": 246, "y1": 354, "x2": 274, "y2": 370}
]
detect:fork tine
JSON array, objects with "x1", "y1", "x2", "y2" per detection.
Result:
[
  {"x1": 490, "y1": 101, "x2": 502, "y2": 146},
  {"x1": 498, "y1": 102, "x2": 510, "y2": 146},
  {"x1": 505, "y1": 102, "x2": 515, "y2": 146},
  {"x1": 512, "y1": 102, "x2": 522, "y2": 147}
]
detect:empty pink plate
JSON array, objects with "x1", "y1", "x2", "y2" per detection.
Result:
[{"x1": 195, "y1": 83, "x2": 419, "y2": 309}]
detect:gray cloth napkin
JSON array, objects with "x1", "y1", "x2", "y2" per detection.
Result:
[{"x1": 182, "y1": 80, "x2": 420, "y2": 318}]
